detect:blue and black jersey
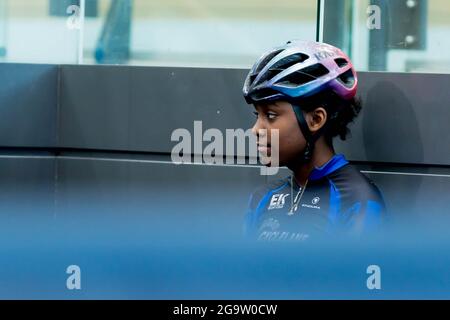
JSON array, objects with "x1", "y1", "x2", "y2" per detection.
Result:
[{"x1": 244, "y1": 154, "x2": 386, "y2": 241}]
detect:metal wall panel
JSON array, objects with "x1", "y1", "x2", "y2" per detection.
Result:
[{"x1": 0, "y1": 64, "x2": 58, "y2": 148}]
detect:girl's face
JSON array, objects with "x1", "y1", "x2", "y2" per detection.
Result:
[{"x1": 252, "y1": 101, "x2": 307, "y2": 167}]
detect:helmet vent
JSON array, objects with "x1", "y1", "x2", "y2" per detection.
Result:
[
  {"x1": 301, "y1": 63, "x2": 329, "y2": 78},
  {"x1": 250, "y1": 88, "x2": 279, "y2": 102},
  {"x1": 255, "y1": 49, "x2": 283, "y2": 74},
  {"x1": 276, "y1": 63, "x2": 329, "y2": 87},
  {"x1": 334, "y1": 58, "x2": 348, "y2": 68},
  {"x1": 337, "y1": 69, "x2": 355, "y2": 88},
  {"x1": 256, "y1": 53, "x2": 310, "y2": 84},
  {"x1": 249, "y1": 74, "x2": 257, "y2": 85},
  {"x1": 270, "y1": 53, "x2": 309, "y2": 71}
]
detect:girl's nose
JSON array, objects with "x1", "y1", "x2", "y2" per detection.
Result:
[{"x1": 251, "y1": 118, "x2": 265, "y2": 137}]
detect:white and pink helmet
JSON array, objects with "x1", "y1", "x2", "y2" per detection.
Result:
[{"x1": 243, "y1": 40, "x2": 357, "y2": 105}]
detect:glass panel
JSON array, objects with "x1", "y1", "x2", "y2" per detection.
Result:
[
  {"x1": 0, "y1": 0, "x2": 82, "y2": 64},
  {"x1": 82, "y1": 0, "x2": 318, "y2": 68},
  {"x1": 319, "y1": 0, "x2": 450, "y2": 73},
  {"x1": 0, "y1": 0, "x2": 317, "y2": 67}
]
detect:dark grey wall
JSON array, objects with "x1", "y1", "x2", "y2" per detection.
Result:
[
  {"x1": 58, "y1": 65, "x2": 249, "y2": 153},
  {"x1": 0, "y1": 64, "x2": 58, "y2": 148},
  {"x1": 334, "y1": 72, "x2": 450, "y2": 166}
]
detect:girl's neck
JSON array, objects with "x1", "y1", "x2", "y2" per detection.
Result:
[{"x1": 289, "y1": 138, "x2": 335, "y2": 187}]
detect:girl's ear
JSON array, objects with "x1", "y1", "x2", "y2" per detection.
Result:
[{"x1": 306, "y1": 107, "x2": 328, "y2": 133}]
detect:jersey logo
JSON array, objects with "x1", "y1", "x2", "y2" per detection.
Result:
[
  {"x1": 268, "y1": 193, "x2": 290, "y2": 210},
  {"x1": 301, "y1": 196, "x2": 321, "y2": 210}
]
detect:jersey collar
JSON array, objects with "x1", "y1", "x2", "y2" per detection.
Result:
[{"x1": 308, "y1": 154, "x2": 349, "y2": 181}]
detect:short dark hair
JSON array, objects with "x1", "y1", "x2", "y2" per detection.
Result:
[{"x1": 294, "y1": 90, "x2": 362, "y2": 146}]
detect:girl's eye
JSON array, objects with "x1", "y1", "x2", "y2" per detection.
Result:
[
  {"x1": 253, "y1": 111, "x2": 259, "y2": 118},
  {"x1": 267, "y1": 113, "x2": 277, "y2": 120}
]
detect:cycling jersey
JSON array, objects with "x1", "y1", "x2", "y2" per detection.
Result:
[{"x1": 244, "y1": 154, "x2": 386, "y2": 241}]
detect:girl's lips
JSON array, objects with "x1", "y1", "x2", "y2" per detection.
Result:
[{"x1": 257, "y1": 142, "x2": 271, "y2": 147}]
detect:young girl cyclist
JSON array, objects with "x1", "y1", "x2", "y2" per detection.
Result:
[{"x1": 243, "y1": 40, "x2": 386, "y2": 241}]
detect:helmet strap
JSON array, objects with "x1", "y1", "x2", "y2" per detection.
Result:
[{"x1": 291, "y1": 104, "x2": 327, "y2": 163}]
